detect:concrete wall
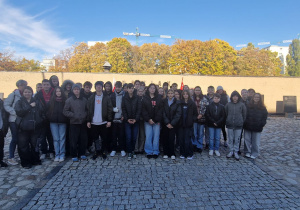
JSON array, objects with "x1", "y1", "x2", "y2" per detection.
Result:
[{"x1": 0, "y1": 71, "x2": 299, "y2": 113}]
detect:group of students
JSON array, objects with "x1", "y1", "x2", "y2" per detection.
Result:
[{"x1": 0, "y1": 76, "x2": 268, "y2": 169}]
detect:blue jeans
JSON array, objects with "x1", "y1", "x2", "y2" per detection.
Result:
[
  {"x1": 50, "y1": 123, "x2": 66, "y2": 158},
  {"x1": 125, "y1": 122, "x2": 139, "y2": 153},
  {"x1": 144, "y1": 122, "x2": 160, "y2": 155},
  {"x1": 9, "y1": 122, "x2": 18, "y2": 158},
  {"x1": 192, "y1": 123, "x2": 205, "y2": 149},
  {"x1": 208, "y1": 127, "x2": 221, "y2": 151}
]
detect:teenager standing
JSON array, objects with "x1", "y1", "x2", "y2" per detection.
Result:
[{"x1": 142, "y1": 83, "x2": 163, "y2": 159}]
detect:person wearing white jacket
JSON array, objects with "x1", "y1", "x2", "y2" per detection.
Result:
[{"x1": 4, "y1": 79, "x2": 27, "y2": 165}]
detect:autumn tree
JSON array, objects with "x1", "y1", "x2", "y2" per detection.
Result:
[
  {"x1": 51, "y1": 46, "x2": 74, "y2": 72},
  {"x1": 68, "y1": 42, "x2": 91, "y2": 72},
  {"x1": 0, "y1": 50, "x2": 17, "y2": 71},
  {"x1": 16, "y1": 58, "x2": 41, "y2": 71},
  {"x1": 107, "y1": 38, "x2": 132, "y2": 73},
  {"x1": 286, "y1": 39, "x2": 300, "y2": 76},
  {"x1": 235, "y1": 43, "x2": 282, "y2": 76},
  {"x1": 89, "y1": 42, "x2": 107, "y2": 72}
]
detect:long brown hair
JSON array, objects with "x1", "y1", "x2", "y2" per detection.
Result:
[
  {"x1": 248, "y1": 93, "x2": 266, "y2": 109},
  {"x1": 48, "y1": 87, "x2": 66, "y2": 115}
]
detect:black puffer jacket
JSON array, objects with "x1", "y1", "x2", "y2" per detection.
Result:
[
  {"x1": 63, "y1": 95, "x2": 87, "y2": 124},
  {"x1": 205, "y1": 102, "x2": 226, "y2": 128},
  {"x1": 142, "y1": 94, "x2": 163, "y2": 123},
  {"x1": 47, "y1": 100, "x2": 68, "y2": 123},
  {"x1": 86, "y1": 92, "x2": 113, "y2": 123},
  {"x1": 122, "y1": 93, "x2": 142, "y2": 122},
  {"x1": 162, "y1": 98, "x2": 182, "y2": 127},
  {"x1": 14, "y1": 97, "x2": 45, "y2": 130},
  {"x1": 179, "y1": 99, "x2": 198, "y2": 128},
  {"x1": 0, "y1": 99, "x2": 9, "y2": 136},
  {"x1": 244, "y1": 105, "x2": 268, "y2": 132}
]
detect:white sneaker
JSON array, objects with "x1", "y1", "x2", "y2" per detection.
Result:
[
  {"x1": 234, "y1": 152, "x2": 240, "y2": 160},
  {"x1": 250, "y1": 155, "x2": 256, "y2": 159},
  {"x1": 40, "y1": 154, "x2": 46, "y2": 160},
  {"x1": 180, "y1": 155, "x2": 185, "y2": 159},
  {"x1": 215, "y1": 150, "x2": 220, "y2": 157},
  {"x1": 245, "y1": 153, "x2": 251, "y2": 158},
  {"x1": 163, "y1": 155, "x2": 168, "y2": 159},
  {"x1": 59, "y1": 157, "x2": 65, "y2": 162},
  {"x1": 110, "y1": 151, "x2": 116, "y2": 157},
  {"x1": 171, "y1": 155, "x2": 176, "y2": 160},
  {"x1": 54, "y1": 157, "x2": 60, "y2": 162},
  {"x1": 187, "y1": 156, "x2": 193, "y2": 160},
  {"x1": 121, "y1": 151, "x2": 126, "y2": 157},
  {"x1": 227, "y1": 152, "x2": 233, "y2": 158},
  {"x1": 209, "y1": 150, "x2": 214, "y2": 156},
  {"x1": 7, "y1": 158, "x2": 18, "y2": 165},
  {"x1": 49, "y1": 153, "x2": 55, "y2": 159}
]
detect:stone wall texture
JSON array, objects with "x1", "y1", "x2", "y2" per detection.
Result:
[{"x1": 0, "y1": 72, "x2": 299, "y2": 113}]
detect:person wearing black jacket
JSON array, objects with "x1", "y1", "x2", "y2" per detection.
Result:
[
  {"x1": 205, "y1": 93, "x2": 226, "y2": 157},
  {"x1": 178, "y1": 90, "x2": 198, "y2": 159},
  {"x1": 162, "y1": 89, "x2": 181, "y2": 160},
  {"x1": 15, "y1": 86, "x2": 45, "y2": 168},
  {"x1": 243, "y1": 93, "x2": 268, "y2": 159},
  {"x1": 86, "y1": 81, "x2": 113, "y2": 160},
  {"x1": 122, "y1": 83, "x2": 142, "y2": 160},
  {"x1": 104, "y1": 81, "x2": 113, "y2": 153},
  {"x1": 47, "y1": 87, "x2": 68, "y2": 162},
  {"x1": 0, "y1": 99, "x2": 9, "y2": 167},
  {"x1": 142, "y1": 83, "x2": 163, "y2": 159}
]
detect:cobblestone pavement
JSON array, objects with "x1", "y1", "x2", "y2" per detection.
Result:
[{"x1": 1, "y1": 117, "x2": 300, "y2": 209}]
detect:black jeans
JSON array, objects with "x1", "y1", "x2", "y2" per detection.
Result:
[
  {"x1": 40, "y1": 122, "x2": 54, "y2": 154},
  {"x1": 162, "y1": 126, "x2": 176, "y2": 157},
  {"x1": 179, "y1": 127, "x2": 193, "y2": 157},
  {"x1": 103, "y1": 126, "x2": 112, "y2": 153},
  {"x1": 222, "y1": 125, "x2": 227, "y2": 141},
  {"x1": 0, "y1": 130, "x2": 4, "y2": 161},
  {"x1": 112, "y1": 122, "x2": 125, "y2": 151},
  {"x1": 69, "y1": 124, "x2": 88, "y2": 158},
  {"x1": 91, "y1": 124, "x2": 108, "y2": 153},
  {"x1": 18, "y1": 130, "x2": 41, "y2": 167}
]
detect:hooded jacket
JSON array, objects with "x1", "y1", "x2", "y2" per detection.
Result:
[
  {"x1": 179, "y1": 99, "x2": 198, "y2": 128},
  {"x1": 244, "y1": 104, "x2": 268, "y2": 132},
  {"x1": 162, "y1": 98, "x2": 182, "y2": 127},
  {"x1": 111, "y1": 90, "x2": 124, "y2": 119},
  {"x1": 0, "y1": 99, "x2": 9, "y2": 136},
  {"x1": 63, "y1": 95, "x2": 87, "y2": 124},
  {"x1": 224, "y1": 91, "x2": 247, "y2": 129},
  {"x1": 142, "y1": 94, "x2": 163, "y2": 123},
  {"x1": 49, "y1": 75, "x2": 60, "y2": 88},
  {"x1": 61, "y1": 80, "x2": 75, "y2": 98},
  {"x1": 4, "y1": 89, "x2": 22, "y2": 122},
  {"x1": 122, "y1": 92, "x2": 142, "y2": 122},
  {"x1": 14, "y1": 96, "x2": 45, "y2": 130},
  {"x1": 205, "y1": 102, "x2": 226, "y2": 128}
]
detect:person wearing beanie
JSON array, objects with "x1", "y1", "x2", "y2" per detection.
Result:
[
  {"x1": 63, "y1": 84, "x2": 88, "y2": 162},
  {"x1": 225, "y1": 91, "x2": 246, "y2": 160},
  {"x1": 86, "y1": 81, "x2": 113, "y2": 160},
  {"x1": 216, "y1": 86, "x2": 230, "y2": 147}
]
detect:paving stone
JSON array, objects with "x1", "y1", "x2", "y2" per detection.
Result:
[{"x1": 16, "y1": 189, "x2": 28, "y2": 197}]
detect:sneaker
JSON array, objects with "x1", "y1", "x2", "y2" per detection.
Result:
[
  {"x1": 163, "y1": 155, "x2": 168, "y2": 159},
  {"x1": 110, "y1": 151, "x2": 116, "y2": 157},
  {"x1": 80, "y1": 155, "x2": 87, "y2": 160},
  {"x1": 128, "y1": 153, "x2": 132, "y2": 161},
  {"x1": 215, "y1": 150, "x2": 220, "y2": 157},
  {"x1": 209, "y1": 150, "x2": 214, "y2": 156},
  {"x1": 238, "y1": 151, "x2": 241, "y2": 155},
  {"x1": 187, "y1": 156, "x2": 193, "y2": 160},
  {"x1": 49, "y1": 153, "x2": 55, "y2": 159},
  {"x1": 171, "y1": 155, "x2": 176, "y2": 160},
  {"x1": 121, "y1": 150, "x2": 126, "y2": 157},
  {"x1": 132, "y1": 152, "x2": 137, "y2": 159},
  {"x1": 7, "y1": 158, "x2": 18, "y2": 165},
  {"x1": 72, "y1": 157, "x2": 79, "y2": 162},
  {"x1": 234, "y1": 152, "x2": 239, "y2": 160},
  {"x1": 245, "y1": 153, "x2": 251, "y2": 158},
  {"x1": 146, "y1": 155, "x2": 152, "y2": 159},
  {"x1": 180, "y1": 155, "x2": 185, "y2": 159},
  {"x1": 0, "y1": 160, "x2": 8, "y2": 167},
  {"x1": 40, "y1": 154, "x2": 46, "y2": 160},
  {"x1": 102, "y1": 153, "x2": 107, "y2": 159},
  {"x1": 54, "y1": 157, "x2": 60, "y2": 162},
  {"x1": 227, "y1": 152, "x2": 233, "y2": 158},
  {"x1": 59, "y1": 157, "x2": 65, "y2": 162},
  {"x1": 224, "y1": 142, "x2": 228, "y2": 147},
  {"x1": 198, "y1": 148, "x2": 203, "y2": 154},
  {"x1": 153, "y1": 155, "x2": 158, "y2": 159},
  {"x1": 85, "y1": 149, "x2": 90, "y2": 156},
  {"x1": 250, "y1": 155, "x2": 256, "y2": 159}
]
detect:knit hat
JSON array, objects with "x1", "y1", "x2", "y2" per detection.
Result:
[
  {"x1": 94, "y1": 81, "x2": 104, "y2": 88},
  {"x1": 217, "y1": 86, "x2": 223, "y2": 91},
  {"x1": 72, "y1": 84, "x2": 81, "y2": 91}
]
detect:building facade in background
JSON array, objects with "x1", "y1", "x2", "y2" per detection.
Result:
[{"x1": 264, "y1": 45, "x2": 289, "y2": 74}]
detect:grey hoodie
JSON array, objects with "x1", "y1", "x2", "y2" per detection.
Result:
[
  {"x1": 114, "y1": 91, "x2": 123, "y2": 119},
  {"x1": 225, "y1": 101, "x2": 246, "y2": 129},
  {"x1": 4, "y1": 90, "x2": 22, "y2": 122}
]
